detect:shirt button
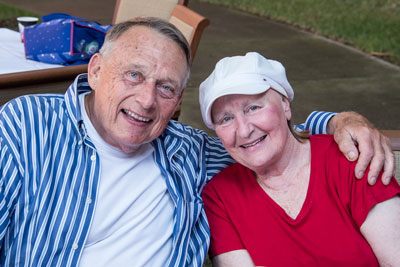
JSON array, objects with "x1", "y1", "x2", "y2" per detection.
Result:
[
  {"x1": 72, "y1": 243, "x2": 78, "y2": 250},
  {"x1": 78, "y1": 140, "x2": 83, "y2": 145},
  {"x1": 86, "y1": 198, "x2": 92, "y2": 204},
  {"x1": 90, "y1": 155, "x2": 96, "y2": 161}
]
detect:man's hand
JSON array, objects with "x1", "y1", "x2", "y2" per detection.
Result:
[{"x1": 327, "y1": 111, "x2": 395, "y2": 185}]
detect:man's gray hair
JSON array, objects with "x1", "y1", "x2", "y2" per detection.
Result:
[{"x1": 100, "y1": 17, "x2": 191, "y2": 91}]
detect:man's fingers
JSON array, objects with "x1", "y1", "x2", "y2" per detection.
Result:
[
  {"x1": 334, "y1": 129, "x2": 359, "y2": 162},
  {"x1": 380, "y1": 136, "x2": 395, "y2": 185},
  {"x1": 354, "y1": 149, "x2": 375, "y2": 180},
  {"x1": 330, "y1": 111, "x2": 394, "y2": 185},
  {"x1": 364, "y1": 145, "x2": 384, "y2": 185},
  {"x1": 381, "y1": 154, "x2": 395, "y2": 185},
  {"x1": 352, "y1": 129, "x2": 376, "y2": 180}
]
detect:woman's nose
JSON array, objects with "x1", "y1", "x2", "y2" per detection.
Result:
[{"x1": 236, "y1": 115, "x2": 254, "y2": 138}]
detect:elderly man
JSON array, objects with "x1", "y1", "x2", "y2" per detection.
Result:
[{"x1": 0, "y1": 18, "x2": 394, "y2": 266}]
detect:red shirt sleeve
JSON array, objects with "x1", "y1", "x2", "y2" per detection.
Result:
[
  {"x1": 321, "y1": 135, "x2": 400, "y2": 228},
  {"x1": 350, "y1": 171, "x2": 400, "y2": 228},
  {"x1": 202, "y1": 178, "x2": 245, "y2": 257}
]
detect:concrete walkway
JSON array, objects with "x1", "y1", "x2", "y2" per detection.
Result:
[{"x1": 2, "y1": 0, "x2": 399, "y2": 134}]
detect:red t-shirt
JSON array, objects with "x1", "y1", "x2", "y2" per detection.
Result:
[{"x1": 202, "y1": 135, "x2": 400, "y2": 266}]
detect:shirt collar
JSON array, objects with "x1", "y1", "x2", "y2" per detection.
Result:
[
  {"x1": 64, "y1": 73, "x2": 92, "y2": 136},
  {"x1": 152, "y1": 121, "x2": 186, "y2": 159}
]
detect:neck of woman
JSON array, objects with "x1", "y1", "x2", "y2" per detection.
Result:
[
  {"x1": 255, "y1": 133, "x2": 311, "y2": 219},
  {"x1": 256, "y1": 133, "x2": 310, "y2": 185}
]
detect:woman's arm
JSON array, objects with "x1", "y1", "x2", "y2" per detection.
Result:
[
  {"x1": 212, "y1": 250, "x2": 255, "y2": 267},
  {"x1": 360, "y1": 196, "x2": 400, "y2": 266}
]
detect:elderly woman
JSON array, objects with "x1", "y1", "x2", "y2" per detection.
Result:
[{"x1": 200, "y1": 52, "x2": 400, "y2": 267}]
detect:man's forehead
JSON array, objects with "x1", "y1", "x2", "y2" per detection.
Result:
[
  {"x1": 112, "y1": 27, "x2": 176, "y2": 59},
  {"x1": 118, "y1": 26, "x2": 168, "y2": 44},
  {"x1": 111, "y1": 28, "x2": 170, "y2": 62},
  {"x1": 108, "y1": 25, "x2": 188, "y2": 86}
]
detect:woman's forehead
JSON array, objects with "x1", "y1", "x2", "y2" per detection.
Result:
[{"x1": 215, "y1": 91, "x2": 268, "y2": 105}]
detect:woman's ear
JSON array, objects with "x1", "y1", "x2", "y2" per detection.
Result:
[
  {"x1": 87, "y1": 53, "x2": 102, "y2": 90},
  {"x1": 281, "y1": 95, "x2": 292, "y2": 121}
]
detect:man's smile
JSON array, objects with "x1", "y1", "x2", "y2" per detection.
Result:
[{"x1": 122, "y1": 109, "x2": 152, "y2": 123}]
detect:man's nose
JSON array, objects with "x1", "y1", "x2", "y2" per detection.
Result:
[{"x1": 136, "y1": 80, "x2": 156, "y2": 109}]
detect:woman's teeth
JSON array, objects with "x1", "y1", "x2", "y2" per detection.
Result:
[{"x1": 241, "y1": 136, "x2": 266, "y2": 148}]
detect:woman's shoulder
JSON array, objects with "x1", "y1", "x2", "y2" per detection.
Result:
[
  {"x1": 310, "y1": 134, "x2": 336, "y2": 147},
  {"x1": 310, "y1": 134, "x2": 357, "y2": 190},
  {"x1": 310, "y1": 134, "x2": 346, "y2": 161}
]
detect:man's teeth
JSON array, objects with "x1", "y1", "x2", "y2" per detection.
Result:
[
  {"x1": 241, "y1": 136, "x2": 266, "y2": 148},
  {"x1": 123, "y1": 109, "x2": 151, "y2": 122}
]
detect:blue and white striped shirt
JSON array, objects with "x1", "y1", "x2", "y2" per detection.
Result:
[{"x1": 0, "y1": 74, "x2": 333, "y2": 266}]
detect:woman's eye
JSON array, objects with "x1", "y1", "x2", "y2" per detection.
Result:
[
  {"x1": 248, "y1": 105, "x2": 259, "y2": 112},
  {"x1": 222, "y1": 117, "x2": 232, "y2": 123}
]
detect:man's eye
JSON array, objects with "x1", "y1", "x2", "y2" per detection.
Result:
[
  {"x1": 157, "y1": 84, "x2": 176, "y2": 99},
  {"x1": 130, "y1": 72, "x2": 139, "y2": 79},
  {"x1": 162, "y1": 85, "x2": 171, "y2": 91},
  {"x1": 127, "y1": 72, "x2": 144, "y2": 84},
  {"x1": 129, "y1": 72, "x2": 143, "y2": 81}
]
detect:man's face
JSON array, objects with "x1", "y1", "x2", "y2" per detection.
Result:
[{"x1": 87, "y1": 26, "x2": 188, "y2": 154}]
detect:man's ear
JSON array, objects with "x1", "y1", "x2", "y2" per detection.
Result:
[
  {"x1": 177, "y1": 87, "x2": 186, "y2": 103},
  {"x1": 171, "y1": 87, "x2": 186, "y2": 118},
  {"x1": 87, "y1": 53, "x2": 102, "y2": 90}
]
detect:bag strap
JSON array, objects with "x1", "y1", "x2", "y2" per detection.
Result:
[{"x1": 41, "y1": 13, "x2": 100, "y2": 24}]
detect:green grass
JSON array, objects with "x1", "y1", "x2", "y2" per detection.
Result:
[
  {"x1": 0, "y1": 2, "x2": 38, "y2": 30},
  {"x1": 200, "y1": 0, "x2": 400, "y2": 65},
  {"x1": 0, "y1": 2, "x2": 37, "y2": 18}
]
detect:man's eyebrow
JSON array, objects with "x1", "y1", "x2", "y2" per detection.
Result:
[{"x1": 127, "y1": 64, "x2": 146, "y2": 71}]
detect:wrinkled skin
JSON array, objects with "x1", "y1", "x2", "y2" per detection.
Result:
[{"x1": 86, "y1": 26, "x2": 188, "y2": 154}]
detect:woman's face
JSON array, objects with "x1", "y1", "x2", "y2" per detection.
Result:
[{"x1": 211, "y1": 89, "x2": 291, "y2": 173}]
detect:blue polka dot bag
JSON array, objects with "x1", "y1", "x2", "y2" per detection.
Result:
[{"x1": 23, "y1": 13, "x2": 112, "y2": 65}]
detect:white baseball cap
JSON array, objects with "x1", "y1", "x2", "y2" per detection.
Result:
[{"x1": 199, "y1": 52, "x2": 294, "y2": 129}]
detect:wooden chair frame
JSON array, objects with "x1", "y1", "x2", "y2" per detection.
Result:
[
  {"x1": 381, "y1": 130, "x2": 400, "y2": 150},
  {"x1": 112, "y1": 0, "x2": 188, "y2": 24},
  {"x1": 168, "y1": 5, "x2": 210, "y2": 120},
  {"x1": 381, "y1": 130, "x2": 400, "y2": 182},
  {"x1": 169, "y1": 5, "x2": 210, "y2": 62}
]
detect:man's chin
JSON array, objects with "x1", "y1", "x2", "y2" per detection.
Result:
[{"x1": 118, "y1": 141, "x2": 148, "y2": 154}]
